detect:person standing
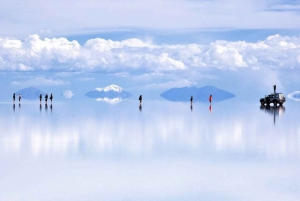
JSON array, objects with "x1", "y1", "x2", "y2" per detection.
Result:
[
  {"x1": 209, "y1": 94, "x2": 212, "y2": 104},
  {"x1": 45, "y1": 93, "x2": 48, "y2": 104},
  {"x1": 13, "y1": 93, "x2": 15, "y2": 103},
  {"x1": 273, "y1": 84, "x2": 276, "y2": 93},
  {"x1": 50, "y1": 93, "x2": 53, "y2": 103},
  {"x1": 139, "y1": 95, "x2": 142, "y2": 105},
  {"x1": 18, "y1": 94, "x2": 21, "y2": 102},
  {"x1": 39, "y1": 94, "x2": 42, "y2": 103},
  {"x1": 190, "y1": 96, "x2": 193, "y2": 105}
]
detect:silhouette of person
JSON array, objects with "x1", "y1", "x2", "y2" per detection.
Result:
[
  {"x1": 50, "y1": 93, "x2": 53, "y2": 103},
  {"x1": 139, "y1": 104, "x2": 142, "y2": 112},
  {"x1": 50, "y1": 104, "x2": 53, "y2": 111},
  {"x1": 40, "y1": 103, "x2": 42, "y2": 111},
  {"x1": 13, "y1": 103, "x2": 15, "y2": 111},
  {"x1": 18, "y1": 94, "x2": 21, "y2": 102},
  {"x1": 209, "y1": 94, "x2": 212, "y2": 104},
  {"x1": 45, "y1": 103, "x2": 48, "y2": 111},
  {"x1": 209, "y1": 105, "x2": 212, "y2": 113},
  {"x1": 273, "y1": 84, "x2": 276, "y2": 93},
  {"x1": 139, "y1": 95, "x2": 142, "y2": 105},
  {"x1": 39, "y1": 94, "x2": 42, "y2": 103},
  {"x1": 190, "y1": 96, "x2": 193, "y2": 105},
  {"x1": 45, "y1": 93, "x2": 48, "y2": 104},
  {"x1": 190, "y1": 104, "x2": 193, "y2": 111},
  {"x1": 13, "y1": 93, "x2": 15, "y2": 103}
]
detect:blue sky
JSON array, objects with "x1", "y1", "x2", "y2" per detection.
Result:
[{"x1": 1, "y1": 0, "x2": 300, "y2": 101}]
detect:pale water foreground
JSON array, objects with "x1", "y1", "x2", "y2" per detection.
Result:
[{"x1": 0, "y1": 100, "x2": 300, "y2": 201}]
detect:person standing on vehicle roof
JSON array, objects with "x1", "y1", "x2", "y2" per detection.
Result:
[{"x1": 273, "y1": 84, "x2": 276, "y2": 93}]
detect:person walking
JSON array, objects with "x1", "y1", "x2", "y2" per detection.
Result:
[
  {"x1": 50, "y1": 93, "x2": 53, "y2": 103},
  {"x1": 18, "y1": 94, "x2": 21, "y2": 102},
  {"x1": 209, "y1": 94, "x2": 212, "y2": 104},
  {"x1": 39, "y1": 94, "x2": 42, "y2": 103},
  {"x1": 13, "y1": 93, "x2": 15, "y2": 103}
]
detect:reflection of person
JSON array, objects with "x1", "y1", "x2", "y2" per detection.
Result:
[
  {"x1": 139, "y1": 95, "x2": 142, "y2": 105},
  {"x1": 50, "y1": 94, "x2": 53, "y2": 103},
  {"x1": 209, "y1": 105, "x2": 212, "y2": 113},
  {"x1": 18, "y1": 94, "x2": 21, "y2": 102},
  {"x1": 13, "y1": 93, "x2": 15, "y2": 102},
  {"x1": 209, "y1": 94, "x2": 212, "y2": 104},
  {"x1": 39, "y1": 94, "x2": 42, "y2": 103},
  {"x1": 273, "y1": 84, "x2": 276, "y2": 93}
]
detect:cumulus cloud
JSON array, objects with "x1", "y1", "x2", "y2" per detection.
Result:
[
  {"x1": 288, "y1": 91, "x2": 300, "y2": 101},
  {"x1": 11, "y1": 76, "x2": 68, "y2": 86},
  {"x1": 1, "y1": 34, "x2": 300, "y2": 74},
  {"x1": 62, "y1": 90, "x2": 73, "y2": 98}
]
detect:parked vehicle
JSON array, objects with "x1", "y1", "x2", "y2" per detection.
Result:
[{"x1": 260, "y1": 93, "x2": 286, "y2": 106}]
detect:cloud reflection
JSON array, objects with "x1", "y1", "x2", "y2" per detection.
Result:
[{"x1": 0, "y1": 101, "x2": 299, "y2": 160}]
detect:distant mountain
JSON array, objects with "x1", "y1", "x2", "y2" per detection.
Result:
[
  {"x1": 85, "y1": 85, "x2": 132, "y2": 101},
  {"x1": 15, "y1": 86, "x2": 45, "y2": 100},
  {"x1": 160, "y1": 85, "x2": 235, "y2": 102}
]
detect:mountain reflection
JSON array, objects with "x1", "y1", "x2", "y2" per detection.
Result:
[{"x1": 0, "y1": 101, "x2": 299, "y2": 160}]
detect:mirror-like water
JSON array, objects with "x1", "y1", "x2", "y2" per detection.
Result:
[{"x1": 0, "y1": 100, "x2": 300, "y2": 201}]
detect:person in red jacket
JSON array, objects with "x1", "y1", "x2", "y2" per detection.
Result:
[{"x1": 209, "y1": 94, "x2": 212, "y2": 104}]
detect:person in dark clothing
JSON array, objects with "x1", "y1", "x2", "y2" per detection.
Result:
[
  {"x1": 39, "y1": 94, "x2": 42, "y2": 103},
  {"x1": 273, "y1": 85, "x2": 276, "y2": 93},
  {"x1": 45, "y1": 93, "x2": 48, "y2": 104},
  {"x1": 50, "y1": 94, "x2": 53, "y2": 103},
  {"x1": 18, "y1": 94, "x2": 21, "y2": 102},
  {"x1": 13, "y1": 93, "x2": 15, "y2": 102},
  {"x1": 139, "y1": 95, "x2": 142, "y2": 105},
  {"x1": 190, "y1": 96, "x2": 193, "y2": 105}
]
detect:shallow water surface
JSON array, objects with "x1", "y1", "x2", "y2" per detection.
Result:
[{"x1": 0, "y1": 100, "x2": 300, "y2": 201}]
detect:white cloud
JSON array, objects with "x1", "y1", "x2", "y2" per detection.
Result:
[
  {"x1": 288, "y1": 91, "x2": 300, "y2": 101},
  {"x1": 1, "y1": 34, "x2": 300, "y2": 74},
  {"x1": 11, "y1": 76, "x2": 68, "y2": 86},
  {"x1": 62, "y1": 90, "x2": 73, "y2": 99}
]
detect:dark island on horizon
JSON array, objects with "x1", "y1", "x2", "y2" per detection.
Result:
[{"x1": 160, "y1": 85, "x2": 235, "y2": 102}]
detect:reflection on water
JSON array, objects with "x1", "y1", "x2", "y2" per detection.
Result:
[
  {"x1": 1, "y1": 101, "x2": 300, "y2": 201},
  {"x1": 0, "y1": 101, "x2": 298, "y2": 160},
  {"x1": 260, "y1": 105, "x2": 285, "y2": 125}
]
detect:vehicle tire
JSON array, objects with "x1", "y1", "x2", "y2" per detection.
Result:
[
  {"x1": 279, "y1": 103, "x2": 283, "y2": 106},
  {"x1": 260, "y1": 100, "x2": 265, "y2": 105}
]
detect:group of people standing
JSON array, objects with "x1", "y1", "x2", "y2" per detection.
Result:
[
  {"x1": 12, "y1": 93, "x2": 21, "y2": 103},
  {"x1": 13, "y1": 93, "x2": 53, "y2": 103},
  {"x1": 40, "y1": 93, "x2": 53, "y2": 104}
]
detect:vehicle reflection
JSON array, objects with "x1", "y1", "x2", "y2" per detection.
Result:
[{"x1": 260, "y1": 105, "x2": 285, "y2": 125}]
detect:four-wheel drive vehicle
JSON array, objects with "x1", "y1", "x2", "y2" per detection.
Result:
[{"x1": 260, "y1": 93, "x2": 286, "y2": 106}]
